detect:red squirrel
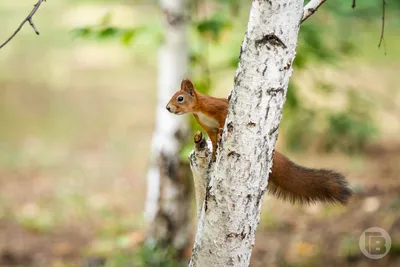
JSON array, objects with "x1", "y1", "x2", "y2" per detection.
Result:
[{"x1": 166, "y1": 79, "x2": 352, "y2": 204}]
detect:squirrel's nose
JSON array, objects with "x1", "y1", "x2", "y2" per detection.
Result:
[{"x1": 166, "y1": 105, "x2": 171, "y2": 112}]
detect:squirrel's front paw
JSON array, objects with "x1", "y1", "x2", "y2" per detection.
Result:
[
  {"x1": 217, "y1": 129, "x2": 223, "y2": 143},
  {"x1": 208, "y1": 155, "x2": 216, "y2": 168},
  {"x1": 211, "y1": 153, "x2": 217, "y2": 162}
]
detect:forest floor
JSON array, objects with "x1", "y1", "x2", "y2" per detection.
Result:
[{"x1": 1, "y1": 138, "x2": 400, "y2": 267}]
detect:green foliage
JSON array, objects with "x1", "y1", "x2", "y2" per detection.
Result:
[
  {"x1": 279, "y1": 1, "x2": 387, "y2": 153},
  {"x1": 195, "y1": 13, "x2": 232, "y2": 42},
  {"x1": 325, "y1": 112, "x2": 377, "y2": 153},
  {"x1": 121, "y1": 29, "x2": 139, "y2": 46},
  {"x1": 72, "y1": 0, "x2": 386, "y2": 155},
  {"x1": 15, "y1": 206, "x2": 56, "y2": 233},
  {"x1": 70, "y1": 27, "x2": 91, "y2": 38},
  {"x1": 105, "y1": 243, "x2": 184, "y2": 267},
  {"x1": 186, "y1": 0, "x2": 381, "y2": 155},
  {"x1": 71, "y1": 12, "x2": 144, "y2": 46},
  {"x1": 326, "y1": 0, "x2": 388, "y2": 18},
  {"x1": 338, "y1": 235, "x2": 360, "y2": 258},
  {"x1": 282, "y1": 84, "x2": 378, "y2": 154},
  {"x1": 324, "y1": 89, "x2": 377, "y2": 153},
  {"x1": 296, "y1": 24, "x2": 336, "y2": 64},
  {"x1": 389, "y1": 195, "x2": 400, "y2": 211},
  {"x1": 71, "y1": 26, "x2": 143, "y2": 46}
]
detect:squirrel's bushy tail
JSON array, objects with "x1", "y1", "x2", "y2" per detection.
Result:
[{"x1": 267, "y1": 152, "x2": 352, "y2": 205}]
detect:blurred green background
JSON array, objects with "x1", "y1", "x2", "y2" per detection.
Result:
[{"x1": 0, "y1": 0, "x2": 400, "y2": 266}]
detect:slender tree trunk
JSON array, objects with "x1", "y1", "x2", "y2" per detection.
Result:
[
  {"x1": 189, "y1": 0, "x2": 304, "y2": 266},
  {"x1": 145, "y1": 0, "x2": 191, "y2": 255}
]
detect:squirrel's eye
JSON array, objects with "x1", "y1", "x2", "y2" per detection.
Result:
[{"x1": 177, "y1": 96, "x2": 184, "y2": 102}]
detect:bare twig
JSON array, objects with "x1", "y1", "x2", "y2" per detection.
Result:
[
  {"x1": 301, "y1": 0, "x2": 327, "y2": 24},
  {"x1": 0, "y1": 0, "x2": 46, "y2": 49},
  {"x1": 378, "y1": 0, "x2": 387, "y2": 55},
  {"x1": 352, "y1": 0, "x2": 356, "y2": 9}
]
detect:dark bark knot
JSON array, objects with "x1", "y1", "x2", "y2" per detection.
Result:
[
  {"x1": 279, "y1": 61, "x2": 292, "y2": 71},
  {"x1": 227, "y1": 122, "x2": 234, "y2": 134},
  {"x1": 227, "y1": 150, "x2": 241, "y2": 158},
  {"x1": 264, "y1": 0, "x2": 272, "y2": 5},
  {"x1": 227, "y1": 232, "x2": 246, "y2": 240},
  {"x1": 204, "y1": 185, "x2": 214, "y2": 212},
  {"x1": 255, "y1": 34, "x2": 287, "y2": 50},
  {"x1": 307, "y1": 8, "x2": 316, "y2": 15},
  {"x1": 162, "y1": 8, "x2": 187, "y2": 26},
  {"x1": 247, "y1": 121, "x2": 256, "y2": 127},
  {"x1": 256, "y1": 189, "x2": 267, "y2": 207},
  {"x1": 268, "y1": 87, "x2": 284, "y2": 96},
  {"x1": 233, "y1": 70, "x2": 243, "y2": 87},
  {"x1": 246, "y1": 194, "x2": 252, "y2": 205}
]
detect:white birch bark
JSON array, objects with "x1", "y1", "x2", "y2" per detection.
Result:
[
  {"x1": 145, "y1": 0, "x2": 191, "y2": 253},
  {"x1": 189, "y1": 0, "x2": 304, "y2": 266},
  {"x1": 189, "y1": 132, "x2": 212, "y2": 219}
]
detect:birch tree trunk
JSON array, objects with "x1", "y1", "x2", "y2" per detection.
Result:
[
  {"x1": 145, "y1": 0, "x2": 191, "y2": 255},
  {"x1": 189, "y1": 0, "x2": 304, "y2": 266}
]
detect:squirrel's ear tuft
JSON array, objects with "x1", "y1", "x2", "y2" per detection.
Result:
[{"x1": 181, "y1": 79, "x2": 195, "y2": 96}]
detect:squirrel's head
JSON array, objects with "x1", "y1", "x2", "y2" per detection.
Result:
[{"x1": 166, "y1": 79, "x2": 197, "y2": 115}]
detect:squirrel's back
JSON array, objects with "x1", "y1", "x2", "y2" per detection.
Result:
[{"x1": 268, "y1": 151, "x2": 352, "y2": 204}]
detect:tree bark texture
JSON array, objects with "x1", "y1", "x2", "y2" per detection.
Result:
[
  {"x1": 189, "y1": 0, "x2": 304, "y2": 266},
  {"x1": 189, "y1": 132, "x2": 212, "y2": 219},
  {"x1": 145, "y1": 0, "x2": 191, "y2": 255}
]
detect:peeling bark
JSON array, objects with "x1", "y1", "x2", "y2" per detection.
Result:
[
  {"x1": 189, "y1": 0, "x2": 304, "y2": 266},
  {"x1": 145, "y1": 0, "x2": 191, "y2": 255}
]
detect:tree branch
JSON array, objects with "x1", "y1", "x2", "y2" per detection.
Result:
[
  {"x1": 189, "y1": 132, "x2": 212, "y2": 219},
  {"x1": 378, "y1": 0, "x2": 387, "y2": 55},
  {"x1": 0, "y1": 0, "x2": 46, "y2": 49},
  {"x1": 301, "y1": 0, "x2": 326, "y2": 23}
]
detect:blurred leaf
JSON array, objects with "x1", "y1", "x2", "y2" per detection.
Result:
[
  {"x1": 70, "y1": 27, "x2": 92, "y2": 38},
  {"x1": 324, "y1": 112, "x2": 377, "y2": 153},
  {"x1": 179, "y1": 143, "x2": 193, "y2": 163},
  {"x1": 292, "y1": 52, "x2": 308, "y2": 68},
  {"x1": 97, "y1": 27, "x2": 121, "y2": 39},
  {"x1": 315, "y1": 80, "x2": 335, "y2": 94},
  {"x1": 189, "y1": 49, "x2": 202, "y2": 65},
  {"x1": 195, "y1": 13, "x2": 232, "y2": 42},
  {"x1": 299, "y1": 23, "x2": 336, "y2": 63},
  {"x1": 227, "y1": 55, "x2": 239, "y2": 68},
  {"x1": 346, "y1": 88, "x2": 374, "y2": 116},
  {"x1": 338, "y1": 38, "x2": 357, "y2": 55},
  {"x1": 192, "y1": 78, "x2": 211, "y2": 94},
  {"x1": 216, "y1": 0, "x2": 241, "y2": 15},
  {"x1": 100, "y1": 11, "x2": 113, "y2": 26},
  {"x1": 121, "y1": 28, "x2": 142, "y2": 46}
]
